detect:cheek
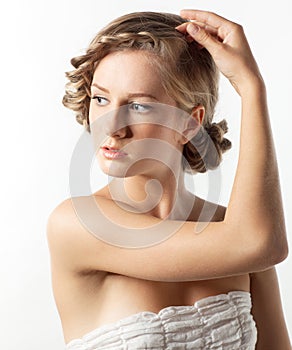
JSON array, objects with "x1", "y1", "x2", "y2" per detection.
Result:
[
  {"x1": 133, "y1": 125, "x2": 178, "y2": 144},
  {"x1": 88, "y1": 99, "x2": 109, "y2": 122},
  {"x1": 130, "y1": 124, "x2": 155, "y2": 137},
  {"x1": 154, "y1": 126, "x2": 180, "y2": 143},
  {"x1": 88, "y1": 102, "x2": 109, "y2": 131}
]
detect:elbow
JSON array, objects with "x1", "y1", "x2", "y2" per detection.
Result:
[
  {"x1": 255, "y1": 229, "x2": 289, "y2": 269},
  {"x1": 269, "y1": 237, "x2": 289, "y2": 265},
  {"x1": 269, "y1": 223, "x2": 289, "y2": 265},
  {"x1": 244, "y1": 221, "x2": 289, "y2": 271},
  {"x1": 265, "y1": 215, "x2": 289, "y2": 265}
]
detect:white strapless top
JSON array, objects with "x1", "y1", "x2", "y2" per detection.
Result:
[{"x1": 65, "y1": 291, "x2": 257, "y2": 349}]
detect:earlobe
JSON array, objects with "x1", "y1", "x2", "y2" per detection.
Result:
[{"x1": 181, "y1": 105, "x2": 205, "y2": 144}]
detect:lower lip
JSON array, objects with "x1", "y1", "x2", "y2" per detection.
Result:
[{"x1": 101, "y1": 148, "x2": 128, "y2": 159}]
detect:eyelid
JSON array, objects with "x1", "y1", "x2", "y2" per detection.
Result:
[
  {"x1": 91, "y1": 95, "x2": 109, "y2": 105},
  {"x1": 91, "y1": 94, "x2": 107, "y2": 99},
  {"x1": 130, "y1": 102, "x2": 153, "y2": 112},
  {"x1": 130, "y1": 101, "x2": 153, "y2": 107}
]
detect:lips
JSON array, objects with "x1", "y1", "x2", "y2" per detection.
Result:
[
  {"x1": 102, "y1": 146, "x2": 121, "y2": 151},
  {"x1": 101, "y1": 145, "x2": 128, "y2": 158}
]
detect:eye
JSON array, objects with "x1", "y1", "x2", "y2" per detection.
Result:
[
  {"x1": 130, "y1": 103, "x2": 152, "y2": 113},
  {"x1": 91, "y1": 96, "x2": 109, "y2": 106}
]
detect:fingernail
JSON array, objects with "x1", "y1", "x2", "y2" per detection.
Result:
[
  {"x1": 175, "y1": 24, "x2": 184, "y2": 30},
  {"x1": 188, "y1": 23, "x2": 200, "y2": 35}
]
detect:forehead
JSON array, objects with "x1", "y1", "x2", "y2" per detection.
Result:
[{"x1": 92, "y1": 50, "x2": 162, "y2": 89}]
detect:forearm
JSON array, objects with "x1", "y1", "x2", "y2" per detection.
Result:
[
  {"x1": 250, "y1": 268, "x2": 291, "y2": 349},
  {"x1": 225, "y1": 79, "x2": 288, "y2": 262}
]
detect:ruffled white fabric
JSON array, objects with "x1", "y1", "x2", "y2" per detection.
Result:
[{"x1": 65, "y1": 291, "x2": 257, "y2": 349}]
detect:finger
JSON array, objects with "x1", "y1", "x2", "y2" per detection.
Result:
[
  {"x1": 175, "y1": 26, "x2": 196, "y2": 43},
  {"x1": 180, "y1": 9, "x2": 234, "y2": 31},
  {"x1": 176, "y1": 21, "x2": 218, "y2": 37},
  {"x1": 175, "y1": 22, "x2": 222, "y2": 46},
  {"x1": 185, "y1": 23, "x2": 222, "y2": 55},
  {"x1": 175, "y1": 22, "x2": 188, "y2": 33}
]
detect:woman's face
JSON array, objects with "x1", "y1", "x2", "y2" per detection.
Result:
[{"x1": 89, "y1": 50, "x2": 189, "y2": 178}]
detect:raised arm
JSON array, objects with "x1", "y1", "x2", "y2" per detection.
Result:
[
  {"x1": 176, "y1": 10, "x2": 287, "y2": 250},
  {"x1": 47, "y1": 10, "x2": 288, "y2": 282}
]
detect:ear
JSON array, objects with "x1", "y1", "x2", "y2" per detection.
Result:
[{"x1": 181, "y1": 105, "x2": 205, "y2": 145}]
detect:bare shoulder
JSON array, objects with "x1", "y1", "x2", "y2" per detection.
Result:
[
  {"x1": 46, "y1": 196, "x2": 104, "y2": 275},
  {"x1": 46, "y1": 197, "x2": 77, "y2": 271},
  {"x1": 193, "y1": 195, "x2": 226, "y2": 222},
  {"x1": 47, "y1": 197, "x2": 76, "y2": 231},
  {"x1": 46, "y1": 195, "x2": 141, "y2": 275},
  {"x1": 46, "y1": 194, "x2": 228, "y2": 278},
  {"x1": 47, "y1": 197, "x2": 83, "y2": 252}
]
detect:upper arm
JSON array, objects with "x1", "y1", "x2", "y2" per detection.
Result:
[
  {"x1": 46, "y1": 196, "x2": 285, "y2": 282},
  {"x1": 250, "y1": 267, "x2": 291, "y2": 349},
  {"x1": 46, "y1": 197, "x2": 101, "y2": 276}
]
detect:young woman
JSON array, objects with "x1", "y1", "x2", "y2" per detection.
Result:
[{"x1": 47, "y1": 9, "x2": 291, "y2": 349}]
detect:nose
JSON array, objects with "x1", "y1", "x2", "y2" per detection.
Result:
[{"x1": 103, "y1": 105, "x2": 130, "y2": 138}]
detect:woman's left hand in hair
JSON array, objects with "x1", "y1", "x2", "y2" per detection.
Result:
[{"x1": 175, "y1": 10, "x2": 264, "y2": 96}]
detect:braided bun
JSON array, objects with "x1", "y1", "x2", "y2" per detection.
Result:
[{"x1": 182, "y1": 119, "x2": 232, "y2": 173}]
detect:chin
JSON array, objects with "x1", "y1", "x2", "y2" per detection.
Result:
[
  {"x1": 97, "y1": 154, "x2": 163, "y2": 179},
  {"x1": 98, "y1": 162, "x2": 134, "y2": 178}
]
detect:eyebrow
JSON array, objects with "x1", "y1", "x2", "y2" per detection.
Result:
[{"x1": 91, "y1": 83, "x2": 159, "y2": 101}]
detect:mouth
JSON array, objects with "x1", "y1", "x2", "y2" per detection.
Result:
[{"x1": 101, "y1": 146, "x2": 128, "y2": 159}]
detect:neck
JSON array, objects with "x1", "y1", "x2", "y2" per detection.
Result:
[{"x1": 107, "y1": 166, "x2": 195, "y2": 220}]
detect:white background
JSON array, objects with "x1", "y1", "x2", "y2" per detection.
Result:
[{"x1": 1, "y1": 1, "x2": 291, "y2": 349}]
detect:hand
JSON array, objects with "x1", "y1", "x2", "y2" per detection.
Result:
[{"x1": 176, "y1": 10, "x2": 264, "y2": 95}]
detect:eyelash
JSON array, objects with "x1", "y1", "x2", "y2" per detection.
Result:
[
  {"x1": 91, "y1": 96, "x2": 108, "y2": 106},
  {"x1": 130, "y1": 103, "x2": 152, "y2": 113},
  {"x1": 91, "y1": 96, "x2": 152, "y2": 113}
]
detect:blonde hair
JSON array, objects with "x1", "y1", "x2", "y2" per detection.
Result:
[{"x1": 63, "y1": 11, "x2": 231, "y2": 173}]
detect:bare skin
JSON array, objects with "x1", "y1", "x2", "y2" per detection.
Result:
[
  {"x1": 52, "y1": 189, "x2": 250, "y2": 344},
  {"x1": 47, "y1": 9, "x2": 290, "y2": 347}
]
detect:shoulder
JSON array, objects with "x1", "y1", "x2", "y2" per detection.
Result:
[
  {"x1": 46, "y1": 197, "x2": 79, "y2": 270},
  {"x1": 46, "y1": 197, "x2": 82, "y2": 245},
  {"x1": 47, "y1": 197, "x2": 74, "y2": 227},
  {"x1": 46, "y1": 195, "x2": 129, "y2": 275},
  {"x1": 47, "y1": 195, "x2": 108, "y2": 236},
  {"x1": 46, "y1": 196, "x2": 104, "y2": 274},
  {"x1": 193, "y1": 195, "x2": 227, "y2": 222},
  {"x1": 46, "y1": 197, "x2": 71, "y2": 244}
]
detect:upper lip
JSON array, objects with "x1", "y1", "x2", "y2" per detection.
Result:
[
  {"x1": 101, "y1": 145, "x2": 127, "y2": 152},
  {"x1": 102, "y1": 145, "x2": 120, "y2": 150}
]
